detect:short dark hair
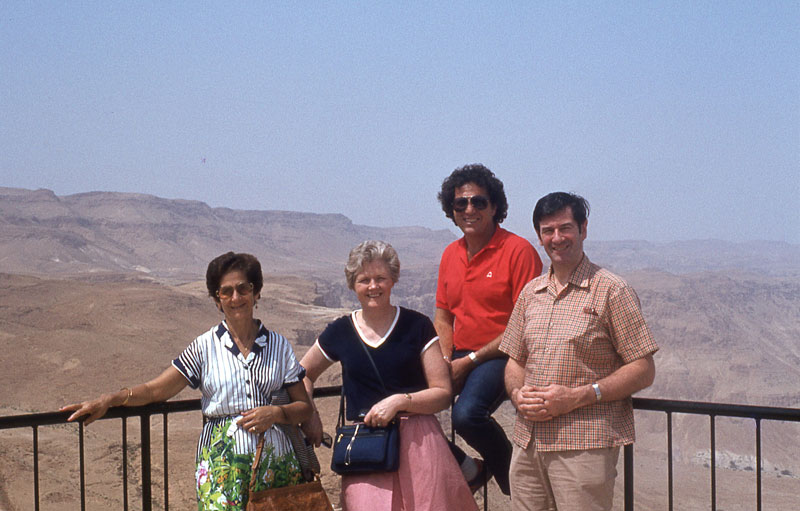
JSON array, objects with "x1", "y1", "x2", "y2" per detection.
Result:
[
  {"x1": 206, "y1": 252, "x2": 264, "y2": 302},
  {"x1": 438, "y1": 163, "x2": 508, "y2": 225},
  {"x1": 532, "y1": 192, "x2": 590, "y2": 234}
]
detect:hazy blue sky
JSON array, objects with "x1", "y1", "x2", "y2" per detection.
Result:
[{"x1": 2, "y1": 2, "x2": 798, "y2": 243}]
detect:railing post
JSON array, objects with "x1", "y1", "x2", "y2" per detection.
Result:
[
  {"x1": 667, "y1": 412, "x2": 673, "y2": 511},
  {"x1": 710, "y1": 415, "x2": 716, "y2": 511},
  {"x1": 163, "y1": 413, "x2": 170, "y2": 510},
  {"x1": 624, "y1": 443, "x2": 633, "y2": 511},
  {"x1": 79, "y1": 421, "x2": 86, "y2": 511},
  {"x1": 122, "y1": 417, "x2": 129, "y2": 511},
  {"x1": 33, "y1": 426, "x2": 40, "y2": 511},
  {"x1": 755, "y1": 418, "x2": 762, "y2": 511},
  {"x1": 141, "y1": 414, "x2": 152, "y2": 511}
]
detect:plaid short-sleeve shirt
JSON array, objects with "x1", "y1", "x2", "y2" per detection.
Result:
[{"x1": 499, "y1": 255, "x2": 658, "y2": 451}]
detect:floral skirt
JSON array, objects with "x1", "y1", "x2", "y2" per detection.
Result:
[{"x1": 195, "y1": 418, "x2": 304, "y2": 511}]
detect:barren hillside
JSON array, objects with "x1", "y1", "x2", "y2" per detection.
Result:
[{"x1": 1, "y1": 188, "x2": 799, "y2": 510}]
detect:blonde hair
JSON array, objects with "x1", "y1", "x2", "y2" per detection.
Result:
[{"x1": 344, "y1": 240, "x2": 400, "y2": 290}]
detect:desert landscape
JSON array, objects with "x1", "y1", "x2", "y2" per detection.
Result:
[{"x1": 1, "y1": 187, "x2": 799, "y2": 510}]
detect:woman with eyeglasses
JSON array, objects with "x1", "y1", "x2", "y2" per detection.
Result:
[
  {"x1": 61, "y1": 252, "x2": 313, "y2": 510},
  {"x1": 299, "y1": 240, "x2": 477, "y2": 511}
]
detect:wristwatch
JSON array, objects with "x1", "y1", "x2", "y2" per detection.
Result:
[
  {"x1": 592, "y1": 382, "x2": 602, "y2": 402},
  {"x1": 467, "y1": 351, "x2": 479, "y2": 364}
]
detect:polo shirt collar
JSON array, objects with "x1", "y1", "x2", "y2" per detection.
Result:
[
  {"x1": 458, "y1": 226, "x2": 506, "y2": 259},
  {"x1": 216, "y1": 320, "x2": 270, "y2": 356}
]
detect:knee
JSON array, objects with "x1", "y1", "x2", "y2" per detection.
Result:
[{"x1": 451, "y1": 400, "x2": 480, "y2": 430}]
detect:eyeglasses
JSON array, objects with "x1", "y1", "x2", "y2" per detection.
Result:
[
  {"x1": 304, "y1": 432, "x2": 332, "y2": 448},
  {"x1": 216, "y1": 282, "x2": 254, "y2": 300},
  {"x1": 453, "y1": 195, "x2": 490, "y2": 212}
]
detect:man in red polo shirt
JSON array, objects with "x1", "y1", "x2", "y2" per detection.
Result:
[{"x1": 435, "y1": 164, "x2": 543, "y2": 495}]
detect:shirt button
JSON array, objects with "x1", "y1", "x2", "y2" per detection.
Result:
[
  {"x1": 246, "y1": 393, "x2": 251, "y2": 398},
  {"x1": 246, "y1": 380, "x2": 251, "y2": 384}
]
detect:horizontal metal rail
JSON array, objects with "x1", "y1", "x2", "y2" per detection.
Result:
[
  {"x1": 2, "y1": 391, "x2": 799, "y2": 510},
  {"x1": 624, "y1": 397, "x2": 800, "y2": 511}
]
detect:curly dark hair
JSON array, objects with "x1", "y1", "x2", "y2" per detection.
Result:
[
  {"x1": 205, "y1": 252, "x2": 264, "y2": 302},
  {"x1": 437, "y1": 163, "x2": 508, "y2": 225}
]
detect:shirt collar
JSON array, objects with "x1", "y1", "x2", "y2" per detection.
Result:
[
  {"x1": 537, "y1": 253, "x2": 592, "y2": 292},
  {"x1": 569, "y1": 254, "x2": 594, "y2": 288},
  {"x1": 457, "y1": 226, "x2": 506, "y2": 255},
  {"x1": 216, "y1": 320, "x2": 269, "y2": 355}
]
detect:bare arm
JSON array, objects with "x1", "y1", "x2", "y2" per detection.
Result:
[
  {"x1": 297, "y1": 343, "x2": 335, "y2": 446},
  {"x1": 526, "y1": 355, "x2": 656, "y2": 421},
  {"x1": 433, "y1": 307, "x2": 455, "y2": 360},
  {"x1": 61, "y1": 366, "x2": 188, "y2": 425},
  {"x1": 504, "y1": 355, "x2": 526, "y2": 405},
  {"x1": 472, "y1": 333, "x2": 505, "y2": 362},
  {"x1": 363, "y1": 341, "x2": 452, "y2": 426}
]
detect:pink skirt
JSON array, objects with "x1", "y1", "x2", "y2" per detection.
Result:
[{"x1": 341, "y1": 414, "x2": 478, "y2": 511}]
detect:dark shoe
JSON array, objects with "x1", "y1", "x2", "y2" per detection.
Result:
[{"x1": 467, "y1": 458, "x2": 492, "y2": 494}]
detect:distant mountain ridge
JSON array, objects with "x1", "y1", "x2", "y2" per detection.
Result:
[
  {"x1": 0, "y1": 187, "x2": 455, "y2": 281},
  {"x1": 3, "y1": 187, "x2": 797, "y2": 282},
  {"x1": 585, "y1": 239, "x2": 799, "y2": 277}
]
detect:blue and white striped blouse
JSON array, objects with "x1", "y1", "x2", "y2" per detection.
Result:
[{"x1": 172, "y1": 320, "x2": 305, "y2": 458}]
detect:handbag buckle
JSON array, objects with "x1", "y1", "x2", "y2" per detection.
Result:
[{"x1": 344, "y1": 423, "x2": 360, "y2": 466}]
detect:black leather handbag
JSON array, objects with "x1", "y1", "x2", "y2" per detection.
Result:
[{"x1": 330, "y1": 340, "x2": 400, "y2": 474}]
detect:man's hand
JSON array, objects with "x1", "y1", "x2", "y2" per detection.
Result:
[
  {"x1": 449, "y1": 357, "x2": 474, "y2": 393},
  {"x1": 512, "y1": 385, "x2": 552, "y2": 422},
  {"x1": 522, "y1": 384, "x2": 585, "y2": 421}
]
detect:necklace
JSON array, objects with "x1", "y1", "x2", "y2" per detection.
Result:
[{"x1": 228, "y1": 320, "x2": 257, "y2": 357}]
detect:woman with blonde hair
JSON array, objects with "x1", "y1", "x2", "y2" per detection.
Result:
[{"x1": 300, "y1": 240, "x2": 477, "y2": 510}]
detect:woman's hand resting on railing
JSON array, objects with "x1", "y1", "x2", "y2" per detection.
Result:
[{"x1": 60, "y1": 393, "x2": 118, "y2": 425}]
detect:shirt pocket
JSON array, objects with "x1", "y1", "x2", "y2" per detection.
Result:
[{"x1": 566, "y1": 311, "x2": 619, "y2": 370}]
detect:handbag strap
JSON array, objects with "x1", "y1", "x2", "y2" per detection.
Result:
[
  {"x1": 248, "y1": 389, "x2": 274, "y2": 491},
  {"x1": 248, "y1": 433, "x2": 267, "y2": 492},
  {"x1": 337, "y1": 323, "x2": 390, "y2": 428}
]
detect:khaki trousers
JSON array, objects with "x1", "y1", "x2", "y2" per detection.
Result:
[{"x1": 509, "y1": 442, "x2": 620, "y2": 511}]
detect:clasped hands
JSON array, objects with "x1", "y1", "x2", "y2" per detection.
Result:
[{"x1": 513, "y1": 384, "x2": 581, "y2": 422}]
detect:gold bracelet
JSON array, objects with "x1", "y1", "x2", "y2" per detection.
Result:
[{"x1": 120, "y1": 387, "x2": 133, "y2": 406}]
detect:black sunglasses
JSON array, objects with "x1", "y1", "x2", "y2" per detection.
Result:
[{"x1": 453, "y1": 195, "x2": 490, "y2": 212}]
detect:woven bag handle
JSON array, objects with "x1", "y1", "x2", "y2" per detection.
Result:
[{"x1": 248, "y1": 433, "x2": 267, "y2": 492}]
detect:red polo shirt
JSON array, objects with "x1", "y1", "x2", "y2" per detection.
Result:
[{"x1": 436, "y1": 227, "x2": 542, "y2": 352}]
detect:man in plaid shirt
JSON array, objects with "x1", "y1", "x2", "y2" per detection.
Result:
[{"x1": 500, "y1": 192, "x2": 658, "y2": 511}]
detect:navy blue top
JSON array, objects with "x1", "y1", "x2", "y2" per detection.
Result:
[{"x1": 317, "y1": 306, "x2": 439, "y2": 421}]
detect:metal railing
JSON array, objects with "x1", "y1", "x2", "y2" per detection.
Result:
[
  {"x1": 625, "y1": 397, "x2": 800, "y2": 511},
  {"x1": 2, "y1": 390, "x2": 799, "y2": 511}
]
